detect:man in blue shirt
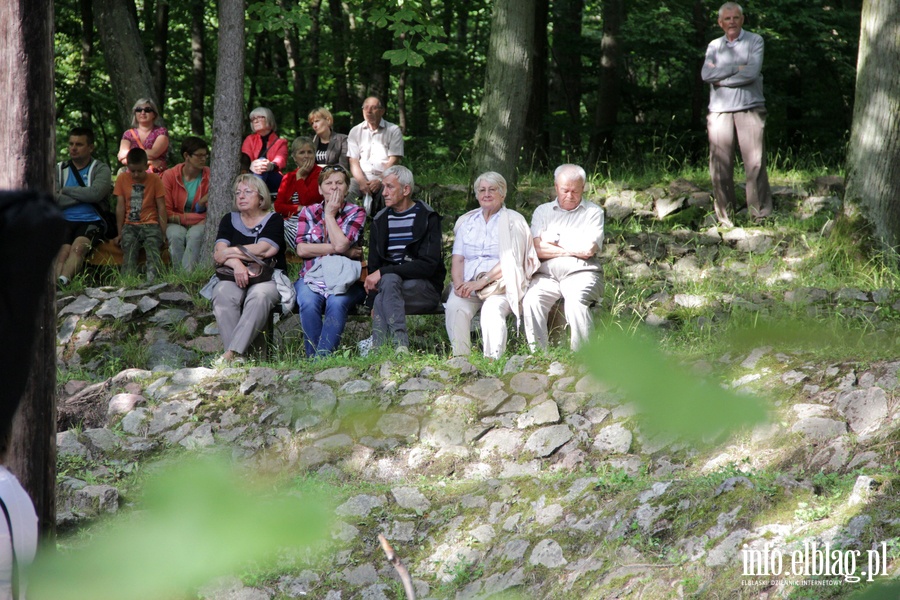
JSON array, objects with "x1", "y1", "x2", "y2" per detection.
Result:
[
  {"x1": 701, "y1": 2, "x2": 772, "y2": 227},
  {"x1": 55, "y1": 127, "x2": 113, "y2": 285}
]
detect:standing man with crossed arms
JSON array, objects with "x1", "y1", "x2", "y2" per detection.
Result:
[{"x1": 702, "y1": 2, "x2": 772, "y2": 227}]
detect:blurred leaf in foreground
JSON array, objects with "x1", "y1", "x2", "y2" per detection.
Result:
[
  {"x1": 579, "y1": 328, "x2": 769, "y2": 441},
  {"x1": 30, "y1": 456, "x2": 332, "y2": 600},
  {"x1": 850, "y1": 581, "x2": 900, "y2": 599}
]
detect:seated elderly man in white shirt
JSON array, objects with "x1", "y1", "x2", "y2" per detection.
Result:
[{"x1": 523, "y1": 164, "x2": 604, "y2": 351}]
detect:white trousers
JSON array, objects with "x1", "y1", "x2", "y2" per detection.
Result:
[
  {"x1": 444, "y1": 289, "x2": 513, "y2": 358},
  {"x1": 523, "y1": 271, "x2": 603, "y2": 351}
]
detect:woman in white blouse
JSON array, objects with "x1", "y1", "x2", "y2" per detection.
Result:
[{"x1": 445, "y1": 172, "x2": 539, "y2": 358}]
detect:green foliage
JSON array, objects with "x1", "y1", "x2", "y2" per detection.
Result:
[
  {"x1": 370, "y1": 3, "x2": 449, "y2": 67},
  {"x1": 580, "y1": 327, "x2": 769, "y2": 441},
  {"x1": 246, "y1": 2, "x2": 311, "y2": 35},
  {"x1": 32, "y1": 456, "x2": 332, "y2": 600}
]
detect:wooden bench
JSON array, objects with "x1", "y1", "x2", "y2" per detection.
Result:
[{"x1": 86, "y1": 240, "x2": 170, "y2": 267}]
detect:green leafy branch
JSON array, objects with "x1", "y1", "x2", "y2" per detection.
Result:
[{"x1": 368, "y1": 4, "x2": 449, "y2": 67}]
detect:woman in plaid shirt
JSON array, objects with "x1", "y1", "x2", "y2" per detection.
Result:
[{"x1": 293, "y1": 165, "x2": 366, "y2": 357}]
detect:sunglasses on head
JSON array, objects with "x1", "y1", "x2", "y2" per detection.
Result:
[
  {"x1": 322, "y1": 165, "x2": 347, "y2": 174},
  {"x1": 134, "y1": 107, "x2": 155, "y2": 114}
]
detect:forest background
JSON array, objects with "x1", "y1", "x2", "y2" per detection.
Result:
[{"x1": 54, "y1": 0, "x2": 863, "y2": 180}]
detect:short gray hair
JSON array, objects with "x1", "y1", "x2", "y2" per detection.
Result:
[
  {"x1": 554, "y1": 164, "x2": 587, "y2": 186},
  {"x1": 249, "y1": 106, "x2": 277, "y2": 131},
  {"x1": 232, "y1": 173, "x2": 273, "y2": 212},
  {"x1": 473, "y1": 171, "x2": 507, "y2": 199},
  {"x1": 382, "y1": 165, "x2": 414, "y2": 190},
  {"x1": 718, "y1": 2, "x2": 743, "y2": 18}
]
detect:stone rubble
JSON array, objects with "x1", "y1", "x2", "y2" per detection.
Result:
[{"x1": 52, "y1": 184, "x2": 900, "y2": 599}]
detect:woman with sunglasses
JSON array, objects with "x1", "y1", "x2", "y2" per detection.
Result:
[
  {"x1": 162, "y1": 136, "x2": 210, "y2": 271},
  {"x1": 117, "y1": 98, "x2": 169, "y2": 173},
  {"x1": 274, "y1": 137, "x2": 323, "y2": 252},
  {"x1": 294, "y1": 165, "x2": 366, "y2": 357}
]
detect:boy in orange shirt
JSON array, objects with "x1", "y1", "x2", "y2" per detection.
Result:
[{"x1": 113, "y1": 148, "x2": 167, "y2": 281}]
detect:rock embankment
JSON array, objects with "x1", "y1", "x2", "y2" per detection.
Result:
[{"x1": 56, "y1": 350, "x2": 899, "y2": 598}]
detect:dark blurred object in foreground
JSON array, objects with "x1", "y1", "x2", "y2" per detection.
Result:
[{"x1": 0, "y1": 191, "x2": 64, "y2": 427}]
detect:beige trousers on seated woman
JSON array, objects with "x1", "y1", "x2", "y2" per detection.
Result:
[
  {"x1": 445, "y1": 288, "x2": 513, "y2": 359},
  {"x1": 212, "y1": 279, "x2": 279, "y2": 354}
]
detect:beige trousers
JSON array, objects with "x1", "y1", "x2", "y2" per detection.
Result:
[
  {"x1": 523, "y1": 270, "x2": 603, "y2": 351},
  {"x1": 212, "y1": 280, "x2": 279, "y2": 354},
  {"x1": 707, "y1": 108, "x2": 772, "y2": 222}
]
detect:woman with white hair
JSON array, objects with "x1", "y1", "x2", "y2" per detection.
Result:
[
  {"x1": 241, "y1": 106, "x2": 289, "y2": 193},
  {"x1": 445, "y1": 171, "x2": 539, "y2": 358},
  {"x1": 117, "y1": 97, "x2": 169, "y2": 173}
]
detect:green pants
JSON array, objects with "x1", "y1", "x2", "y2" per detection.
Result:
[{"x1": 121, "y1": 223, "x2": 163, "y2": 275}]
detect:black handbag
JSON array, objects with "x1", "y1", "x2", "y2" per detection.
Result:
[{"x1": 215, "y1": 244, "x2": 276, "y2": 285}]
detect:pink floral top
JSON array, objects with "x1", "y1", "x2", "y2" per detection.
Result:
[{"x1": 122, "y1": 126, "x2": 169, "y2": 172}]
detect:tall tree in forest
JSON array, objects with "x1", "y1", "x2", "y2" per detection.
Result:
[
  {"x1": 278, "y1": 0, "x2": 306, "y2": 129},
  {"x1": 94, "y1": 0, "x2": 157, "y2": 128},
  {"x1": 79, "y1": 0, "x2": 95, "y2": 124},
  {"x1": 201, "y1": 0, "x2": 246, "y2": 266},
  {"x1": 587, "y1": 0, "x2": 623, "y2": 168},
  {"x1": 0, "y1": 0, "x2": 57, "y2": 539},
  {"x1": 470, "y1": 0, "x2": 536, "y2": 190},
  {"x1": 152, "y1": 0, "x2": 170, "y2": 107},
  {"x1": 844, "y1": 0, "x2": 900, "y2": 252},
  {"x1": 522, "y1": 0, "x2": 550, "y2": 169},
  {"x1": 190, "y1": 0, "x2": 206, "y2": 135},
  {"x1": 328, "y1": 0, "x2": 352, "y2": 118},
  {"x1": 549, "y1": 0, "x2": 585, "y2": 156}
]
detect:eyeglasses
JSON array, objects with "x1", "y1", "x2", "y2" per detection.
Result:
[
  {"x1": 134, "y1": 107, "x2": 155, "y2": 114},
  {"x1": 191, "y1": 152, "x2": 209, "y2": 159},
  {"x1": 322, "y1": 165, "x2": 347, "y2": 174},
  {"x1": 250, "y1": 116, "x2": 268, "y2": 122}
]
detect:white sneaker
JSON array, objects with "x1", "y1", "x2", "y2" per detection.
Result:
[
  {"x1": 58, "y1": 276, "x2": 70, "y2": 287},
  {"x1": 358, "y1": 335, "x2": 374, "y2": 357}
]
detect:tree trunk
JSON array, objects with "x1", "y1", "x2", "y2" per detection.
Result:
[
  {"x1": 190, "y1": 0, "x2": 206, "y2": 135},
  {"x1": 201, "y1": 0, "x2": 246, "y2": 266},
  {"x1": 549, "y1": 0, "x2": 584, "y2": 156},
  {"x1": 0, "y1": 0, "x2": 57, "y2": 540},
  {"x1": 397, "y1": 66, "x2": 408, "y2": 134},
  {"x1": 845, "y1": 0, "x2": 900, "y2": 251},
  {"x1": 688, "y1": 0, "x2": 708, "y2": 162},
  {"x1": 587, "y1": 0, "x2": 623, "y2": 169},
  {"x1": 522, "y1": 0, "x2": 549, "y2": 170},
  {"x1": 247, "y1": 32, "x2": 264, "y2": 114},
  {"x1": 367, "y1": 25, "x2": 393, "y2": 102},
  {"x1": 471, "y1": 0, "x2": 536, "y2": 192},
  {"x1": 94, "y1": 0, "x2": 157, "y2": 129},
  {"x1": 328, "y1": 0, "x2": 352, "y2": 118},
  {"x1": 280, "y1": 17, "x2": 304, "y2": 131},
  {"x1": 79, "y1": 0, "x2": 94, "y2": 125},
  {"x1": 410, "y1": 69, "x2": 429, "y2": 137},
  {"x1": 307, "y1": 0, "x2": 322, "y2": 107},
  {"x1": 152, "y1": 0, "x2": 169, "y2": 106}
]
